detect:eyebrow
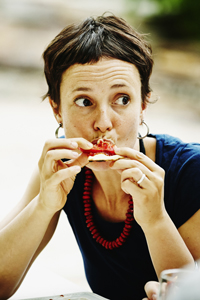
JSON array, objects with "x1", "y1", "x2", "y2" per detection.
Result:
[
  {"x1": 72, "y1": 87, "x2": 92, "y2": 93},
  {"x1": 110, "y1": 84, "x2": 127, "y2": 89},
  {"x1": 72, "y1": 84, "x2": 128, "y2": 93}
]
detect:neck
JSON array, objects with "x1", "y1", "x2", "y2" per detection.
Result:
[
  {"x1": 93, "y1": 169, "x2": 124, "y2": 201},
  {"x1": 91, "y1": 169, "x2": 129, "y2": 222},
  {"x1": 83, "y1": 168, "x2": 134, "y2": 249}
]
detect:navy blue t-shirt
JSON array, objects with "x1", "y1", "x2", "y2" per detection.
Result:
[{"x1": 63, "y1": 134, "x2": 200, "y2": 300}]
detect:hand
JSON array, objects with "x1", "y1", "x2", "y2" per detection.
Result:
[
  {"x1": 110, "y1": 147, "x2": 166, "y2": 229},
  {"x1": 142, "y1": 281, "x2": 159, "y2": 300},
  {"x1": 38, "y1": 138, "x2": 93, "y2": 214}
]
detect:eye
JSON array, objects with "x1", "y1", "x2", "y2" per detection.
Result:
[
  {"x1": 75, "y1": 98, "x2": 92, "y2": 107},
  {"x1": 114, "y1": 95, "x2": 130, "y2": 106}
]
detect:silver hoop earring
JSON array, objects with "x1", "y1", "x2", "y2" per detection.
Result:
[
  {"x1": 55, "y1": 123, "x2": 63, "y2": 138},
  {"x1": 137, "y1": 120, "x2": 149, "y2": 139}
]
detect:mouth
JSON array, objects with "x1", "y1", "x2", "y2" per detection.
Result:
[{"x1": 91, "y1": 137, "x2": 115, "y2": 145}]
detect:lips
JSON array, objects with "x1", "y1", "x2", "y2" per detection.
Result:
[
  {"x1": 91, "y1": 138, "x2": 115, "y2": 145},
  {"x1": 81, "y1": 138, "x2": 116, "y2": 156}
]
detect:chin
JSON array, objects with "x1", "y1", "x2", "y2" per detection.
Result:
[{"x1": 86, "y1": 161, "x2": 111, "y2": 171}]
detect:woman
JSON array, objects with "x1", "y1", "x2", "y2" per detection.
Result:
[{"x1": 0, "y1": 14, "x2": 200, "y2": 300}]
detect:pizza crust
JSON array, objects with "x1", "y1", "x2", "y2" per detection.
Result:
[{"x1": 88, "y1": 153, "x2": 124, "y2": 162}]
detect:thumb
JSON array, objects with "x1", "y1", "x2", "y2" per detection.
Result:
[
  {"x1": 144, "y1": 281, "x2": 159, "y2": 300},
  {"x1": 64, "y1": 153, "x2": 89, "y2": 169}
]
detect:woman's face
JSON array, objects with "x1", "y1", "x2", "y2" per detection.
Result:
[{"x1": 56, "y1": 57, "x2": 144, "y2": 152}]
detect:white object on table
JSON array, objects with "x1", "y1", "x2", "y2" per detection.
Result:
[{"x1": 10, "y1": 262, "x2": 87, "y2": 300}]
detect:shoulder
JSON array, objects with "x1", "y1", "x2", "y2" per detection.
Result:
[
  {"x1": 144, "y1": 136, "x2": 157, "y2": 162},
  {"x1": 152, "y1": 135, "x2": 200, "y2": 228},
  {"x1": 149, "y1": 133, "x2": 187, "y2": 152},
  {"x1": 148, "y1": 133, "x2": 200, "y2": 169}
]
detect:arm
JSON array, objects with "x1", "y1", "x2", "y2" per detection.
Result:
[
  {"x1": 178, "y1": 208, "x2": 200, "y2": 261},
  {"x1": 142, "y1": 208, "x2": 200, "y2": 300},
  {"x1": 111, "y1": 148, "x2": 195, "y2": 279},
  {"x1": 141, "y1": 212, "x2": 194, "y2": 278},
  {"x1": 0, "y1": 194, "x2": 61, "y2": 298},
  {"x1": 0, "y1": 168, "x2": 61, "y2": 299},
  {"x1": 0, "y1": 138, "x2": 92, "y2": 299},
  {"x1": 143, "y1": 209, "x2": 200, "y2": 278}
]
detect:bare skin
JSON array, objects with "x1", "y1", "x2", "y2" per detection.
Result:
[
  {"x1": 0, "y1": 58, "x2": 199, "y2": 299},
  {"x1": 142, "y1": 281, "x2": 159, "y2": 300},
  {"x1": 0, "y1": 138, "x2": 92, "y2": 298}
]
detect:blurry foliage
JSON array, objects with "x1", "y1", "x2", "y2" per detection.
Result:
[{"x1": 127, "y1": 0, "x2": 200, "y2": 41}]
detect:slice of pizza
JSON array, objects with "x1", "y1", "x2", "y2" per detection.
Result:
[{"x1": 81, "y1": 139, "x2": 124, "y2": 162}]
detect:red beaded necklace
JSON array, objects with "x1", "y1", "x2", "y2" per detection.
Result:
[{"x1": 83, "y1": 168, "x2": 134, "y2": 250}]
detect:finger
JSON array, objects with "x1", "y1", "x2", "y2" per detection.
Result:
[
  {"x1": 144, "y1": 281, "x2": 159, "y2": 300},
  {"x1": 48, "y1": 165, "x2": 81, "y2": 186},
  {"x1": 65, "y1": 152, "x2": 89, "y2": 169},
  {"x1": 39, "y1": 138, "x2": 93, "y2": 170},
  {"x1": 110, "y1": 158, "x2": 153, "y2": 180},
  {"x1": 73, "y1": 137, "x2": 93, "y2": 149},
  {"x1": 115, "y1": 147, "x2": 160, "y2": 173},
  {"x1": 121, "y1": 168, "x2": 150, "y2": 189},
  {"x1": 42, "y1": 149, "x2": 80, "y2": 175},
  {"x1": 122, "y1": 178, "x2": 145, "y2": 195},
  {"x1": 46, "y1": 149, "x2": 80, "y2": 163},
  {"x1": 42, "y1": 139, "x2": 78, "y2": 157},
  {"x1": 39, "y1": 139, "x2": 77, "y2": 170},
  {"x1": 41, "y1": 138, "x2": 92, "y2": 160}
]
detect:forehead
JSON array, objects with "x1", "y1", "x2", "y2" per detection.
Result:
[{"x1": 60, "y1": 58, "x2": 141, "y2": 91}]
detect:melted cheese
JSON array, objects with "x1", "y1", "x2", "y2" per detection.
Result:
[{"x1": 88, "y1": 153, "x2": 124, "y2": 162}]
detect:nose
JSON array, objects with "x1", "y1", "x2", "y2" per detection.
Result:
[{"x1": 94, "y1": 107, "x2": 113, "y2": 133}]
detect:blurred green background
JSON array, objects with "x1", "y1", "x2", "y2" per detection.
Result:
[
  {"x1": 126, "y1": 0, "x2": 200, "y2": 42},
  {"x1": 0, "y1": 0, "x2": 199, "y2": 113},
  {"x1": 124, "y1": 0, "x2": 200, "y2": 116}
]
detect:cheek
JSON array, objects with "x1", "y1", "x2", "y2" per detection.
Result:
[
  {"x1": 63, "y1": 114, "x2": 91, "y2": 138},
  {"x1": 64, "y1": 122, "x2": 81, "y2": 138},
  {"x1": 117, "y1": 115, "x2": 139, "y2": 146},
  {"x1": 118, "y1": 113, "x2": 139, "y2": 133}
]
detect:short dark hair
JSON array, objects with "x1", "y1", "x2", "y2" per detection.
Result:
[{"x1": 43, "y1": 14, "x2": 153, "y2": 108}]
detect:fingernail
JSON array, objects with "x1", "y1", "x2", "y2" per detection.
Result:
[
  {"x1": 71, "y1": 141, "x2": 78, "y2": 148},
  {"x1": 73, "y1": 165, "x2": 81, "y2": 172},
  {"x1": 86, "y1": 142, "x2": 93, "y2": 148},
  {"x1": 114, "y1": 146, "x2": 120, "y2": 153},
  {"x1": 72, "y1": 152, "x2": 79, "y2": 157},
  {"x1": 152, "y1": 294, "x2": 157, "y2": 300}
]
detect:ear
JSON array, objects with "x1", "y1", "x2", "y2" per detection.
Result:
[
  {"x1": 49, "y1": 98, "x2": 62, "y2": 124},
  {"x1": 140, "y1": 93, "x2": 150, "y2": 123}
]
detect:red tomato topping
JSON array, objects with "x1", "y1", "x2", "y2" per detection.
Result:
[{"x1": 81, "y1": 139, "x2": 115, "y2": 156}]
